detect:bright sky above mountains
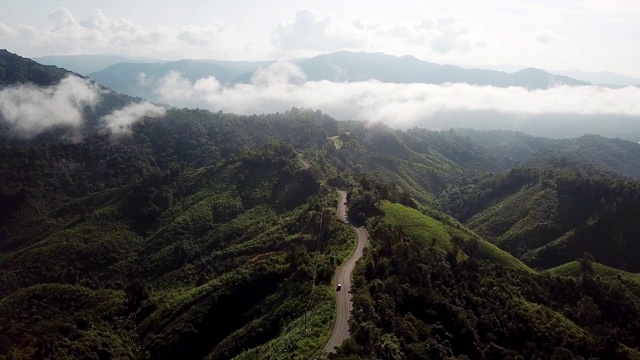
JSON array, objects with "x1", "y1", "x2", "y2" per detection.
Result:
[{"x1": 2, "y1": 0, "x2": 639, "y2": 77}]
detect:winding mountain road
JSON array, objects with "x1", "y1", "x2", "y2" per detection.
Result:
[{"x1": 324, "y1": 190, "x2": 370, "y2": 353}]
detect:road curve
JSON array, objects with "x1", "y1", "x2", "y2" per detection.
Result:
[{"x1": 324, "y1": 190, "x2": 370, "y2": 353}]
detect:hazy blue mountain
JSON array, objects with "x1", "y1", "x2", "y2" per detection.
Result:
[
  {"x1": 202, "y1": 59, "x2": 273, "y2": 75},
  {"x1": 34, "y1": 54, "x2": 160, "y2": 75},
  {"x1": 550, "y1": 68, "x2": 640, "y2": 87},
  {"x1": 88, "y1": 60, "x2": 241, "y2": 100},
  {"x1": 83, "y1": 51, "x2": 590, "y2": 102},
  {"x1": 292, "y1": 51, "x2": 589, "y2": 88},
  {"x1": 45, "y1": 53, "x2": 639, "y2": 88}
]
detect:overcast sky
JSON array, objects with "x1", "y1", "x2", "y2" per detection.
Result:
[{"x1": 1, "y1": 0, "x2": 640, "y2": 77}]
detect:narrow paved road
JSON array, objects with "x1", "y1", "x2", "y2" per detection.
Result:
[{"x1": 324, "y1": 190, "x2": 370, "y2": 353}]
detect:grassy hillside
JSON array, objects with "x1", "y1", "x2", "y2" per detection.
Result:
[
  {"x1": 379, "y1": 201, "x2": 532, "y2": 273},
  {"x1": 548, "y1": 261, "x2": 640, "y2": 283}
]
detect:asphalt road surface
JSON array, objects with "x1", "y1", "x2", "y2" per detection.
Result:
[{"x1": 324, "y1": 190, "x2": 370, "y2": 353}]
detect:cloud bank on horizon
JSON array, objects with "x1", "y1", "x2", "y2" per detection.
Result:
[
  {"x1": 1, "y1": 3, "x2": 639, "y2": 77},
  {"x1": 152, "y1": 62, "x2": 640, "y2": 130},
  {"x1": 1, "y1": 65, "x2": 638, "y2": 141},
  {"x1": 0, "y1": 75, "x2": 165, "y2": 138}
]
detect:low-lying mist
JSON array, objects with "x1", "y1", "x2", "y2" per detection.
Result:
[
  {"x1": 153, "y1": 61, "x2": 640, "y2": 140},
  {"x1": 2, "y1": 63, "x2": 639, "y2": 141}
]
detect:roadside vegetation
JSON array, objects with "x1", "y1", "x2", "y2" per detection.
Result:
[{"x1": 2, "y1": 50, "x2": 640, "y2": 359}]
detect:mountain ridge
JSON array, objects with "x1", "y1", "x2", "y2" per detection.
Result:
[
  {"x1": 83, "y1": 50, "x2": 591, "y2": 104},
  {"x1": 2, "y1": 49, "x2": 640, "y2": 359}
]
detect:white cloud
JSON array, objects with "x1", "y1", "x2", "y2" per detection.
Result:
[
  {"x1": 178, "y1": 24, "x2": 227, "y2": 45},
  {"x1": 272, "y1": 10, "x2": 474, "y2": 55},
  {"x1": 0, "y1": 75, "x2": 100, "y2": 137},
  {"x1": 429, "y1": 16, "x2": 470, "y2": 53},
  {"x1": 534, "y1": 31, "x2": 557, "y2": 44},
  {"x1": 271, "y1": 9, "x2": 366, "y2": 51},
  {"x1": 0, "y1": 22, "x2": 18, "y2": 37},
  {"x1": 48, "y1": 7, "x2": 79, "y2": 31},
  {"x1": 154, "y1": 62, "x2": 640, "y2": 130},
  {"x1": 101, "y1": 101, "x2": 165, "y2": 135},
  {"x1": 155, "y1": 70, "x2": 219, "y2": 109},
  {"x1": 1, "y1": 8, "x2": 232, "y2": 59},
  {"x1": 0, "y1": 75, "x2": 165, "y2": 138},
  {"x1": 250, "y1": 61, "x2": 306, "y2": 86},
  {"x1": 136, "y1": 72, "x2": 151, "y2": 86}
]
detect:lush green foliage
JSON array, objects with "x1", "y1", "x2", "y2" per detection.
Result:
[
  {"x1": 438, "y1": 161, "x2": 640, "y2": 271},
  {"x1": 458, "y1": 129, "x2": 640, "y2": 179},
  {"x1": 379, "y1": 202, "x2": 532, "y2": 273},
  {"x1": 332, "y1": 206, "x2": 640, "y2": 359},
  {"x1": 3, "y1": 50, "x2": 640, "y2": 359},
  {"x1": 548, "y1": 260, "x2": 640, "y2": 284},
  {"x1": 0, "y1": 49, "x2": 69, "y2": 86}
]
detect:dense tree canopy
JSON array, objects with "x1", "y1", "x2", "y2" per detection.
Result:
[{"x1": 2, "y1": 50, "x2": 640, "y2": 359}]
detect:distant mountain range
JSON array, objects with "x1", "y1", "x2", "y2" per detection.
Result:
[
  {"x1": 35, "y1": 51, "x2": 640, "y2": 92},
  {"x1": 550, "y1": 68, "x2": 640, "y2": 87},
  {"x1": 76, "y1": 51, "x2": 591, "y2": 102},
  {"x1": 34, "y1": 54, "x2": 162, "y2": 76},
  {"x1": 291, "y1": 51, "x2": 588, "y2": 88}
]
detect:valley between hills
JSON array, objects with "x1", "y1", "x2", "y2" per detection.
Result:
[{"x1": 1, "y1": 49, "x2": 640, "y2": 359}]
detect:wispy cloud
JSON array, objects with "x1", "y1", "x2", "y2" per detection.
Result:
[
  {"x1": 0, "y1": 75, "x2": 165, "y2": 138},
  {"x1": 101, "y1": 101, "x2": 166, "y2": 135},
  {"x1": 0, "y1": 75, "x2": 100, "y2": 137},
  {"x1": 534, "y1": 31, "x2": 558, "y2": 44},
  {"x1": 0, "y1": 22, "x2": 17, "y2": 37}
]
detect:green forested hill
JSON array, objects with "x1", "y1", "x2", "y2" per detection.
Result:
[
  {"x1": 0, "y1": 94, "x2": 511, "y2": 358},
  {"x1": 438, "y1": 162, "x2": 640, "y2": 271},
  {"x1": 3, "y1": 50, "x2": 640, "y2": 359},
  {"x1": 325, "y1": 122, "x2": 510, "y2": 205},
  {"x1": 332, "y1": 197, "x2": 640, "y2": 359},
  {"x1": 378, "y1": 201, "x2": 532, "y2": 272},
  {"x1": 0, "y1": 49, "x2": 70, "y2": 86},
  {"x1": 0, "y1": 138, "x2": 356, "y2": 359},
  {"x1": 457, "y1": 129, "x2": 640, "y2": 178}
]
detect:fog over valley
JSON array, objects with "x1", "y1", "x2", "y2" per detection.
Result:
[{"x1": 150, "y1": 62, "x2": 640, "y2": 140}]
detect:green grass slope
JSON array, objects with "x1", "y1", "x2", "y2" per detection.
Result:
[
  {"x1": 379, "y1": 201, "x2": 532, "y2": 272},
  {"x1": 548, "y1": 261, "x2": 640, "y2": 283}
]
